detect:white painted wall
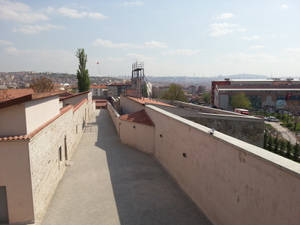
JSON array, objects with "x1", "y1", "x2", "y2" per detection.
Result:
[
  {"x1": 25, "y1": 96, "x2": 60, "y2": 134},
  {"x1": 0, "y1": 103, "x2": 27, "y2": 136},
  {"x1": 107, "y1": 102, "x2": 120, "y2": 134},
  {"x1": 145, "y1": 105, "x2": 300, "y2": 225}
]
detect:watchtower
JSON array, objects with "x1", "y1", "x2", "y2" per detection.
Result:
[{"x1": 131, "y1": 61, "x2": 145, "y2": 98}]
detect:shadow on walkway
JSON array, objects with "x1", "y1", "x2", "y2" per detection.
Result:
[{"x1": 95, "y1": 110, "x2": 212, "y2": 225}]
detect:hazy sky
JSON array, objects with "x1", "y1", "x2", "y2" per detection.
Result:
[{"x1": 0, "y1": 0, "x2": 299, "y2": 77}]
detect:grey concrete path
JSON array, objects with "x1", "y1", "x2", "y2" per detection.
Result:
[
  {"x1": 265, "y1": 121, "x2": 297, "y2": 144},
  {"x1": 42, "y1": 110, "x2": 212, "y2": 225}
]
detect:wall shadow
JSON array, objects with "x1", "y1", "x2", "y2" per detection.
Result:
[{"x1": 94, "y1": 109, "x2": 212, "y2": 225}]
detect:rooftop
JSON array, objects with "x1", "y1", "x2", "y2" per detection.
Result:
[
  {"x1": 90, "y1": 85, "x2": 107, "y2": 89},
  {"x1": 127, "y1": 96, "x2": 173, "y2": 107},
  {"x1": 218, "y1": 88, "x2": 300, "y2": 92},
  {"x1": 120, "y1": 109, "x2": 154, "y2": 126}
]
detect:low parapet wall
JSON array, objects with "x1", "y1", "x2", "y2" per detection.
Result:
[
  {"x1": 107, "y1": 102, "x2": 154, "y2": 154},
  {"x1": 145, "y1": 105, "x2": 300, "y2": 225}
]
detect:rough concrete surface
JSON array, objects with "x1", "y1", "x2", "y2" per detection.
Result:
[{"x1": 42, "y1": 110, "x2": 212, "y2": 225}]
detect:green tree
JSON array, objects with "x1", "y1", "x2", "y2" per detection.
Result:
[
  {"x1": 267, "y1": 136, "x2": 274, "y2": 152},
  {"x1": 286, "y1": 141, "x2": 293, "y2": 158},
  {"x1": 274, "y1": 136, "x2": 279, "y2": 153},
  {"x1": 279, "y1": 140, "x2": 287, "y2": 156},
  {"x1": 231, "y1": 93, "x2": 251, "y2": 109},
  {"x1": 202, "y1": 92, "x2": 211, "y2": 104},
  {"x1": 162, "y1": 83, "x2": 187, "y2": 102},
  {"x1": 76, "y1": 48, "x2": 90, "y2": 92},
  {"x1": 263, "y1": 132, "x2": 268, "y2": 149},
  {"x1": 294, "y1": 143, "x2": 300, "y2": 162}
]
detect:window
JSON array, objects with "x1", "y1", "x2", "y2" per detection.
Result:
[
  {"x1": 76, "y1": 125, "x2": 78, "y2": 134},
  {"x1": 59, "y1": 146, "x2": 62, "y2": 161},
  {"x1": 64, "y1": 136, "x2": 68, "y2": 160}
]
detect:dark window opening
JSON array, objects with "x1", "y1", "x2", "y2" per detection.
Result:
[
  {"x1": 0, "y1": 186, "x2": 9, "y2": 224},
  {"x1": 76, "y1": 125, "x2": 78, "y2": 134},
  {"x1": 64, "y1": 136, "x2": 68, "y2": 160},
  {"x1": 182, "y1": 153, "x2": 187, "y2": 158},
  {"x1": 59, "y1": 146, "x2": 62, "y2": 161}
]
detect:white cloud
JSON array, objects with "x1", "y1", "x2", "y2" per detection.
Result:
[
  {"x1": 13, "y1": 24, "x2": 63, "y2": 34},
  {"x1": 209, "y1": 23, "x2": 246, "y2": 37},
  {"x1": 144, "y1": 41, "x2": 167, "y2": 48},
  {"x1": 127, "y1": 53, "x2": 153, "y2": 61},
  {"x1": 4, "y1": 46, "x2": 19, "y2": 55},
  {"x1": 242, "y1": 35, "x2": 260, "y2": 41},
  {"x1": 93, "y1": 38, "x2": 168, "y2": 49},
  {"x1": 93, "y1": 38, "x2": 141, "y2": 49},
  {"x1": 122, "y1": 1, "x2": 144, "y2": 6},
  {"x1": 57, "y1": 7, "x2": 107, "y2": 19},
  {"x1": 162, "y1": 49, "x2": 201, "y2": 56},
  {"x1": 216, "y1": 13, "x2": 234, "y2": 20},
  {"x1": 0, "y1": 40, "x2": 13, "y2": 46},
  {"x1": 281, "y1": 4, "x2": 289, "y2": 9},
  {"x1": 249, "y1": 45, "x2": 265, "y2": 50},
  {"x1": 0, "y1": 0, "x2": 48, "y2": 23}
]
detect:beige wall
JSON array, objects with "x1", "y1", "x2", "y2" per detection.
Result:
[
  {"x1": 120, "y1": 95, "x2": 144, "y2": 114},
  {"x1": 107, "y1": 102, "x2": 120, "y2": 134},
  {"x1": 120, "y1": 120, "x2": 154, "y2": 154},
  {"x1": 0, "y1": 103, "x2": 26, "y2": 136},
  {"x1": 145, "y1": 105, "x2": 300, "y2": 225},
  {"x1": 0, "y1": 141, "x2": 34, "y2": 224},
  {"x1": 25, "y1": 96, "x2": 60, "y2": 134},
  {"x1": 107, "y1": 102, "x2": 154, "y2": 154}
]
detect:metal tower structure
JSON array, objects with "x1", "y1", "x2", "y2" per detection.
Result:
[{"x1": 131, "y1": 61, "x2": 145, "y2": 98}]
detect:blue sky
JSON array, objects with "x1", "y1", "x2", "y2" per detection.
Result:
[{"x1": 0, "y1": 0, "x2": 299, "y2": 77}]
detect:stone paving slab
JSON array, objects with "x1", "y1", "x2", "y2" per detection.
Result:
[{"x1": 42, "y1": 110, "x2": 212, "y2": 225}]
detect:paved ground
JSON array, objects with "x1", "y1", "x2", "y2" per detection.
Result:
[
  {"x1": 42, "y1": 110, "x2": 212, "y2": 225},
  {"x1": 265, "y1": 121, "x2": 297, "y2": 144}
]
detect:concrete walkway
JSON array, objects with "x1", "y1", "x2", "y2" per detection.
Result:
[
  {"x1": 265, "y1": 121, "x2": 298, "y2": 145},
  {"x1": 42, "y1": 110, "x2": 212, "y2": 225}
]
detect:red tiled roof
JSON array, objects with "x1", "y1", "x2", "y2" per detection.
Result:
[
  {"x1": 120, "y1": 110, "x2": 154, "y2": 126},
  {"x1": 59, "y1": 91, "x2": 90, "y2": 100},
  {"x1": 0, "y1": 89, "x2": 34, "y2": 102},
  {"x1": 91, "y1": 85, "x2": 107, "y2": 89},
  {"x1": 0, "y1": 89, "x2": 65, "y2": 109},
  {"x1": 127, "y1": 96, "x2": 173, "y2": 107}
]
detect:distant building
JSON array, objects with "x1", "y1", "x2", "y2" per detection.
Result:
[
  {"x1": 90, "y1": 84, "x2": 108, "y2": 99},
  {"x1": 152, "y1": 86, "x2": 169, "y2": 98},
  {"x1": 212, "y1": 78, "x2": 300, "y2": 112}
]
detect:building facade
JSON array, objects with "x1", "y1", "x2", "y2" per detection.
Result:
[
  {"x1": 0, "y1": 90, "x2": 95, "y2": 224},
  {"x1": 212, "y1": 79, "x2": 300, "y2": 112}
]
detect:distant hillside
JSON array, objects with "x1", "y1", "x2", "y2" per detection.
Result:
[{"x1": 145, "y1": 74, "x2": 268, "y2": 87}]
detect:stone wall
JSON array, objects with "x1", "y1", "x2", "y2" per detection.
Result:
[{"x1": 145, "y1": 105, "x2": 300, "y2": 225}]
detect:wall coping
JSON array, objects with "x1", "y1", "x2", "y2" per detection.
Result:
[{"x1": 146, "y1": 105, "x2": 300, "y2": 176}]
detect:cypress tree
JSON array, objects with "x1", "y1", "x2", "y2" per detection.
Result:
[
  {"x1": 267, "y1": 136, "x2": 273, "y2": 152},
  {"x1": 76, "y1": 48, "x2": 90, "y2": 92},
  {"x1": 286, "y1": 141, "x2": 293, "y2": 158},
  {"x1": 279, "y1": 140, "x2": 286, "y2": 156},
  {"x1": 274, "y1": 136, "x2": 279, "y2": 153},
  {"x1": 263, "y1": 132, "x2": 268, "y2": 149},
  {"x1": 294, "y1": 143, "x2": 300, "y2": 162}
]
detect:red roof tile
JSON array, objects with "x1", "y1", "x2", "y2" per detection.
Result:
[
  {"x1": 0, "y1": 89, "x2": 34, "y2": 102},
  {"x1": 120, "y1": 110, "x2": 154, "y2": 126},
  {"x1": 127, "y1": 96, "x2": 173, "y2": 107},
  {"x1": 91, "y1": 85, "x2": 107, "y2": 89}
]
